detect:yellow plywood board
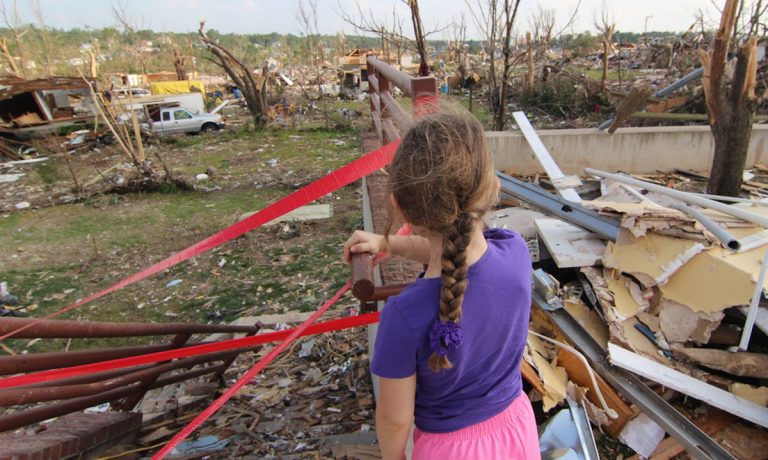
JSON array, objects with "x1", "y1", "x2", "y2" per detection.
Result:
[
  {"x1": 607, "y1": 277, "x2": 645, "y2": 320},
  {"x1": 731, "y1": 383, "x2": 768, "y2": 407},
  {"x1": 564, "y1": 300, "x2": 609, "y2": 349},
  {"x1": 603, "y1": 230, "x2": 703, "y2": 283},
  {"x1": 661, "y1": 245, "x2": 768, "y2": 313},
  {"x1": 527, "y1": 335, "x2": 567, "y2": 412}
]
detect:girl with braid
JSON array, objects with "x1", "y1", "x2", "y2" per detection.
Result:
[{"x1": 343, "y1": 111, "x2": 539, "y2": 460}]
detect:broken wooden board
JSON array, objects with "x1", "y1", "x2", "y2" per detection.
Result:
[
  {"x1": 240, "y1": 204, "x2": 333, "y2": 225},
  {"x1": 534, "y1": 219, "x2": 606, "y2": 268},
  {"x1": 608, "y1": 343, "x2": 768, "y2": 428},
  {"x1": 608, "y1": 85, "x2": 652, "y2": 133},
  {"x1": 710, "y1": 422, "x2": 768, "y2": 460},
  {"x1": 645, "y1": 95, "x2": 689, "y2": 114},
  {"x1": 521, "y1": 360, "x2": 549, "y2": 397},
  {"x1": 557, "y1": 348, "x2": 634, "y2": 437},
  {"x1": 672, "y1": 347, "x2": 768, "y2": 379}
]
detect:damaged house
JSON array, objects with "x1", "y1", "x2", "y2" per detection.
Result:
[{"x1": 0, "y1": 77, "x2": 98, "y2": 139}]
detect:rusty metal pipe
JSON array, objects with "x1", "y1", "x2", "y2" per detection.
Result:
[
  {"x1": 0, "y1": 317, "x2": 260, "y2": 339},
  {"x1": 0, "y1": 346, "x2": 257, "y2": 406},
  {"x1": 351, "y1": 253, "x2": 409, "y2": 302},
  {"x1": 0, "y1": 382, "x2": 142, "y2": 433},
  {"x1": 351, "y1": 253, "x2": 375, "y2": 300},
  {"x1": 0, "y1": 342, "x2": 180, "y2": 375},
  {"x1": 367, "y1": 284, "x2": 408, "y2": 301},
  {"x1": 14, "y1": 364, "x2": 154, "y2": 389}
]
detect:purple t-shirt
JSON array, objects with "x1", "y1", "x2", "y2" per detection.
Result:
[{"x1": 371, "y1": 229, "x2": 532, "y2": 433}]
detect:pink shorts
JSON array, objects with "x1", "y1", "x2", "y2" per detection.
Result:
[{"x1": 412, "y1": 392, "x2": 541, "y2": 460}]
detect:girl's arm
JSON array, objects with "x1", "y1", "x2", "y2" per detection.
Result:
[
  {"x1": 343, "y1": 230, "x2": 431, "y2": 264},
  {"x1": 376, "y1": 374, "x2": 417, "y2": 460}
]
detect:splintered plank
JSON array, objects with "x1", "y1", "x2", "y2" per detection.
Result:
[
  {"x1": 557, "y1": 348, "x2": 634, "y2": 437},
  {"x1": 608, "y1": 85, "x2": 652, "y2": 133},
  {"x1": 608, "y1": 343, "x2": 768, "y2": 429}
]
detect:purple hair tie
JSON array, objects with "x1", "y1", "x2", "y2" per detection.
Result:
[{"x1": 429, "y1": 320, "x2": 464, "y2": 357}]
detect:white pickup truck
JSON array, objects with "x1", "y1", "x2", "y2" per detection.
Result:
[{"x1": 143, "y1": 107, "x2": 225, "y2": 135}]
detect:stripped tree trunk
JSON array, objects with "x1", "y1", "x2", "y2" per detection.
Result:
[
  {"x1": 493, "y1": 0, "x2": 521, "y2": 131},
  {"x1": 172, "y1": 43, "x2": 188, "y2": 81},
  {"x1": 0, "y1": 37, "x2": 21, "y2": 78},
  {"x1": 700, "y1": 0, "x2": 759, "y2": 196},
  {"x1": 408, "y1": 0, "x2": 430, "y2": 77}
]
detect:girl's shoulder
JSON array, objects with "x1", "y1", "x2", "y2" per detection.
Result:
[{"x1": 484, "y1": 228, "x2": 528, "y2": 253}]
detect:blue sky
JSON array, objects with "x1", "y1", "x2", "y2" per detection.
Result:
[{"x1": 30, "y1": 0, "x2": 721, "y2": 37}]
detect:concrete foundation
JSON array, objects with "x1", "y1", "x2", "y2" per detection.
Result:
[{"x1": 486, "y1": 124, "x2": 768, "y2": 175}]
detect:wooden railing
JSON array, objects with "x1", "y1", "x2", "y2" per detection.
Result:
[{"x1": 366, "y1": 57, "x2": 437, "y2": 144}]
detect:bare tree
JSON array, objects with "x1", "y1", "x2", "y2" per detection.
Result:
[
  {"x1": 529, "y1": 6, "x2": 555, "y2": 55},
  {"x1": 111, "y1": 1, "x2": 149, "y2": 75},
  {"x1": 199, "y1": 20, "x2": 269, "y2": 128},
  {"x1": 445, "y1": 13, "x2": 467, "y2": 67},
  {"x1": 30, "y1": 0, "x2": 52, "y2": 77},
  {"x1": 338, "y1": 0, "x2": 407, "y2": 65},
  {"x1": 0, "y1": 0, "x2": 27, "y2": 78},
  {"x1": 701, "y1": 0, "x2": 762, "y2": 196},
  {"x1": 296, "y1": 0, "x2": 324, "y2": 66},
  {"x1": 467, "y1": 0, "x2": 520, "y2": 130},
  {"x1": 594, "y1": 7, "x2": 615, "y2": 91},
  {"x1": 466, "y1": 0, "x2": 501, "y2": 120}
]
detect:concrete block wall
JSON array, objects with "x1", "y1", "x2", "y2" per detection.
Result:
[
  {"x1": 486, "y1": 124, "x2": 768, "y2": 175},
  {"x1": 0, "y1": 411, "x2": 141, "y2": 460}
]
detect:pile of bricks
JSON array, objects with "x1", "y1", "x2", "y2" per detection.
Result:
[{"x1": 0, "y1": 411, "x2": 141, "y2": 459}]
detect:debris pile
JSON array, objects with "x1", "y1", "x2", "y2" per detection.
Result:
[
  {"x1": 504, "y1": 171, "x2": 768, "y2": 457},
  {"x1": 134, "y1": 312, "x2": 375, "y2": 458}
]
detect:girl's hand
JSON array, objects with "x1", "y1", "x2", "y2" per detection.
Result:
[{"x1": 343, "y1": 230, "x2": 387, "y2": 263}]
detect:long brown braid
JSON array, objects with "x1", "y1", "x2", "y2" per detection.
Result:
[{"x1": 386, "y1": 110, "x2": 498, "y2": 371}]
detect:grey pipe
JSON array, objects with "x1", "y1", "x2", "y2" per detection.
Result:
[
  {"x1": 671, "y1": 203, "x2": 741, "y2": 251},
  {"x1": 585, "y1": 168, "x2": 768, "y2": 228}
]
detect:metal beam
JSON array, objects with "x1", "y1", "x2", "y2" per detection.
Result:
[
  {"x1": 497, "y1": 172, "x2": 620, "y2": 241},
  {"x1": 532, "y1": 292, "x2": 736, "y2": 460}
]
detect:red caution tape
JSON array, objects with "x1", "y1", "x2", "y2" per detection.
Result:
[
  {"x1": 0, "y1": 306, "x2": 380, "y2": 389},
  {"x1": 0, "y1": 140, "x2": 400, "y2": 342},
  {"x1": 152, "y1": 282, "x2": 352, "y2": 459}
]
